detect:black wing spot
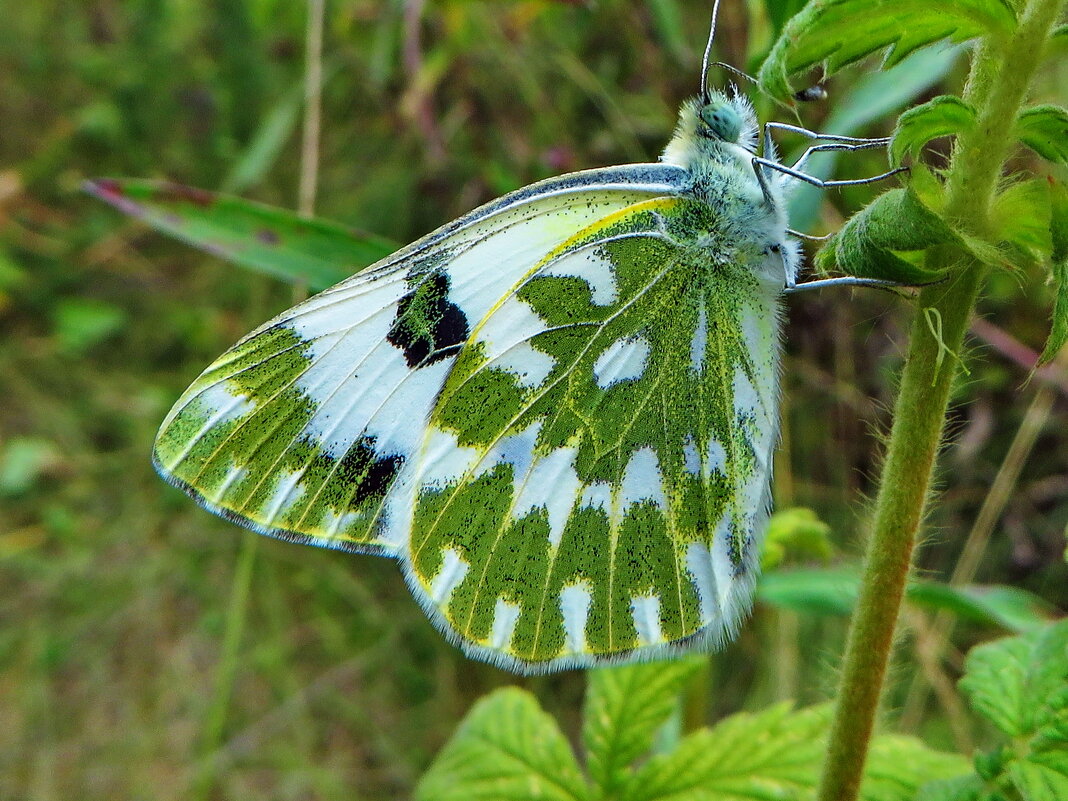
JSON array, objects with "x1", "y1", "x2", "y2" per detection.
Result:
[
  {"x1": 387, "y1": 271, "x2": 470, "y2": 368},
  {"x1": 336, "y1": 436, "x2": 405, "y2": 505}
]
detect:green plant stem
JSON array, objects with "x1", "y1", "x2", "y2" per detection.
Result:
[{"x1": 815, "y1": 0, "x2": 1065, "y2": 798}]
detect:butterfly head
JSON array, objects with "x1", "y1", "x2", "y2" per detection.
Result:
[
  {"x1": 698, "y1": 98, "x2": 743, "y2": 143},
  {"x1": 661, "y1": 90, "x2": 758, "y2": 170}
]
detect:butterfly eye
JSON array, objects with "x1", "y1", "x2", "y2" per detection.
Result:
[{"x1": 699, "y1": 103, "x2": 742, "y2": 142}]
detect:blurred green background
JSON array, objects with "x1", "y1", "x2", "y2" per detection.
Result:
[{"x1": 1, "y1": 0, "x2": 1065, "y2": 798}]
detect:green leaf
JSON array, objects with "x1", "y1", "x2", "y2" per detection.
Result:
[
  {"x1": 890, "y1": 95, "x2": 977, "y2": 165},
  {"x1": 956, "y1": 623, "x2": 1068, "y2": 800},
  {"x1": 907, "y1": 582, "x2": 1058, "y2": 633},
  {"x1": 758, "y1": 567, "x2": 860, "y2": 616},
  {"x1": 817, "y1": 165, "x2": 1009, "y2": 281},
  {"x1": 1015, "y1": 105, "x2": 1068, "y2": 165},
  {"x1": 862, "y1": 735, "x2": 970, "y2": 800},
  {"x1": 815, "y1": 169, "x2": 954, "y2": 283},
  {"x1": 1039, "y1": 179, "x2": 1068, "y2": 364},
  {"x1": 993, "y1": 178, "x2": 1054, "y2": 269},
  {"x1": 757, "y1": 567, "x2": 1057, "y2": 633},
  {"x1": 616, "y1": 703, "x2": 965, "y2": 801},
  {"x1": 912, "y1": 775, "x2": 984, "y2": 801},
  {"x1": 618, "y1": 703, "x2": 830, "y2": 801},
  {"x1": 959, "y1": 619, "x2": 1068, "y2": 739},
  {"x1": 1009, "y1": 754, "x2": 1068, "y2": 801},
  {"x1": 84, "y1": 179, "x2": 397, "y2": 292},
  {"x1": 415, "y1": 687, "x2": 589, "y2": 801},
  {"x1": 908, "y1": 582, "x2": 1057, "y2": 633},
  {"x1": 582, "y1": 658, "x2": 703, "y2": 795},
  {"x1": 52, "y1": 297, "x2": 128, "y2": 354},
  {"x1": 760, "y1": 507, "x2": 834, "y2": 571},
  {"x1": 905, "y1": 585, "x2": 1055, "y2": 632},
  {"x1": 758, "y1": 0, "x2": 1016, "y2": 100}
]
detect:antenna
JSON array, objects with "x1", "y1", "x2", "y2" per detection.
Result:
[
  {"x1": 699, "y1": 0, "x2": 724, "y2": 103},
  {"x1": 711, "y1": 61, "x2": 758, "y2": 89}
]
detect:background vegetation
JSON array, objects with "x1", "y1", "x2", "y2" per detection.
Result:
[{"x1": 1, "y1": 0, "x2": 1065, "y2": 798}]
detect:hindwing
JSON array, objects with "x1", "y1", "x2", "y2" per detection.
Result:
[{"x1": 399, "y1": 194, "x2": 784, "y2": 671}]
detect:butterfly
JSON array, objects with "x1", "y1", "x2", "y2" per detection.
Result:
[{"x1": 152, "y1": 2, "x2": 901, "y2": 674}]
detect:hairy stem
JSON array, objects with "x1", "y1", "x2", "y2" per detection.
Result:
[{"x1": 816, "y1": 0, "x2": 1065, "y2": 798}]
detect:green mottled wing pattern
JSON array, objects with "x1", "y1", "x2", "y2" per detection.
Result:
[
  {"x1": 153, "y1": 164, "x2": 785, "y2": 672},
  {"x1": 153, "y1": 166, "x2": 689, "y2": 557},
  {"x1": 398, "y1": 196, "x2": 783, "y2": 671}
]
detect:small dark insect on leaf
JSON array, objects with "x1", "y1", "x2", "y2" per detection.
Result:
[{"x1": 793, "y1": 85, "x2": 827, "y2": 102}]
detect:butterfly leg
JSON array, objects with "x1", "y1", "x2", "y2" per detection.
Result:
[
  {"x1": 753, "y1": 155, "x2": 907, "y2": 189},
  {"x1": 763, "y1": 121, "x2": 890, "y2": 146},
  {"x1": 787, "y1": 228, "x2": 833, "y2": 242},
  {"x1": 790, "y1": 140, "x2": 891, "y2": 174},
  {"x1": 756, "y1": 125, "x2": 911, "y2": 290},
  {"x1": 775, "y1": 241, "x2": 912, "y2": 292},
  {"x1": 760, "y1": 121, "x2": 896, "y2": 181},
  {"x1": 754, "y1": 157, "x2": 777, "y2": 206},
  {"x1": 784, "y1": 274, "x2": 909, "y2": 293}
]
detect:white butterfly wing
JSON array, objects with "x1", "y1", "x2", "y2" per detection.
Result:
[{"x1": 154, "y1": 165, "x2": 690, "y2": 556}]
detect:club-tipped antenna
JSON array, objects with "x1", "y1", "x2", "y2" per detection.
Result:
[{"x1": 699, "y1": 0, "x2": 724, "y2": 103}]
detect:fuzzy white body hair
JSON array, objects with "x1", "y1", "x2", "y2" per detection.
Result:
[{"x1": 660, "y1": 91, "x2": 798, "y2": 288}]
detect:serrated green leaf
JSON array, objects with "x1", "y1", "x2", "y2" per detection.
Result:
[
  {"x1": 890, "y1": 95, "x2": 977, "y2": 165},
  {"x1": 959, "y1": 619, "x2": 1068, "y2": 739},
  {"x1": 85, "y1": 179, "x2": 397, "y2": 292},
  {"x1": 1039, "y1": 179, "x2": 1068, "y2": 364},
  {"x1": 582, "y1": 658, "x2": 703, "y2": 795},
  {"x1": 862, "y1": 735, "x2": 970, "y2": 800},
  {"x1": 415, "y1": 687, "x2": 589, "y2": 801},
  {"x1": 993, "y1": 178, "x2": 1053, "y2": 268},
  {"x1": 1015, "y1": 105, "x2": 1068, "y2": 165},
  {"x1": 617, "y1": 703, "x2": 830, "y2": 801},
  {"x1": 616, "y1": 703, "x2": 965, "y2": 801},
  {"x1": 1008, "y1": 754, "x2": 1068, "y2": 801},
  {"x1": 912, "y1": 774, "x2": 984, "y2": 801},
  {"x1": 758, "y1": 0, "x2": 1016, "y2": 100}
]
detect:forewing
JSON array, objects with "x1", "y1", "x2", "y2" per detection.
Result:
[
  {"x1": 153, "y1": 166, "x2": 689, "y2": 555},
  {"x1": 402, "y1": 196, "x2": 784, "y2": 671}
]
